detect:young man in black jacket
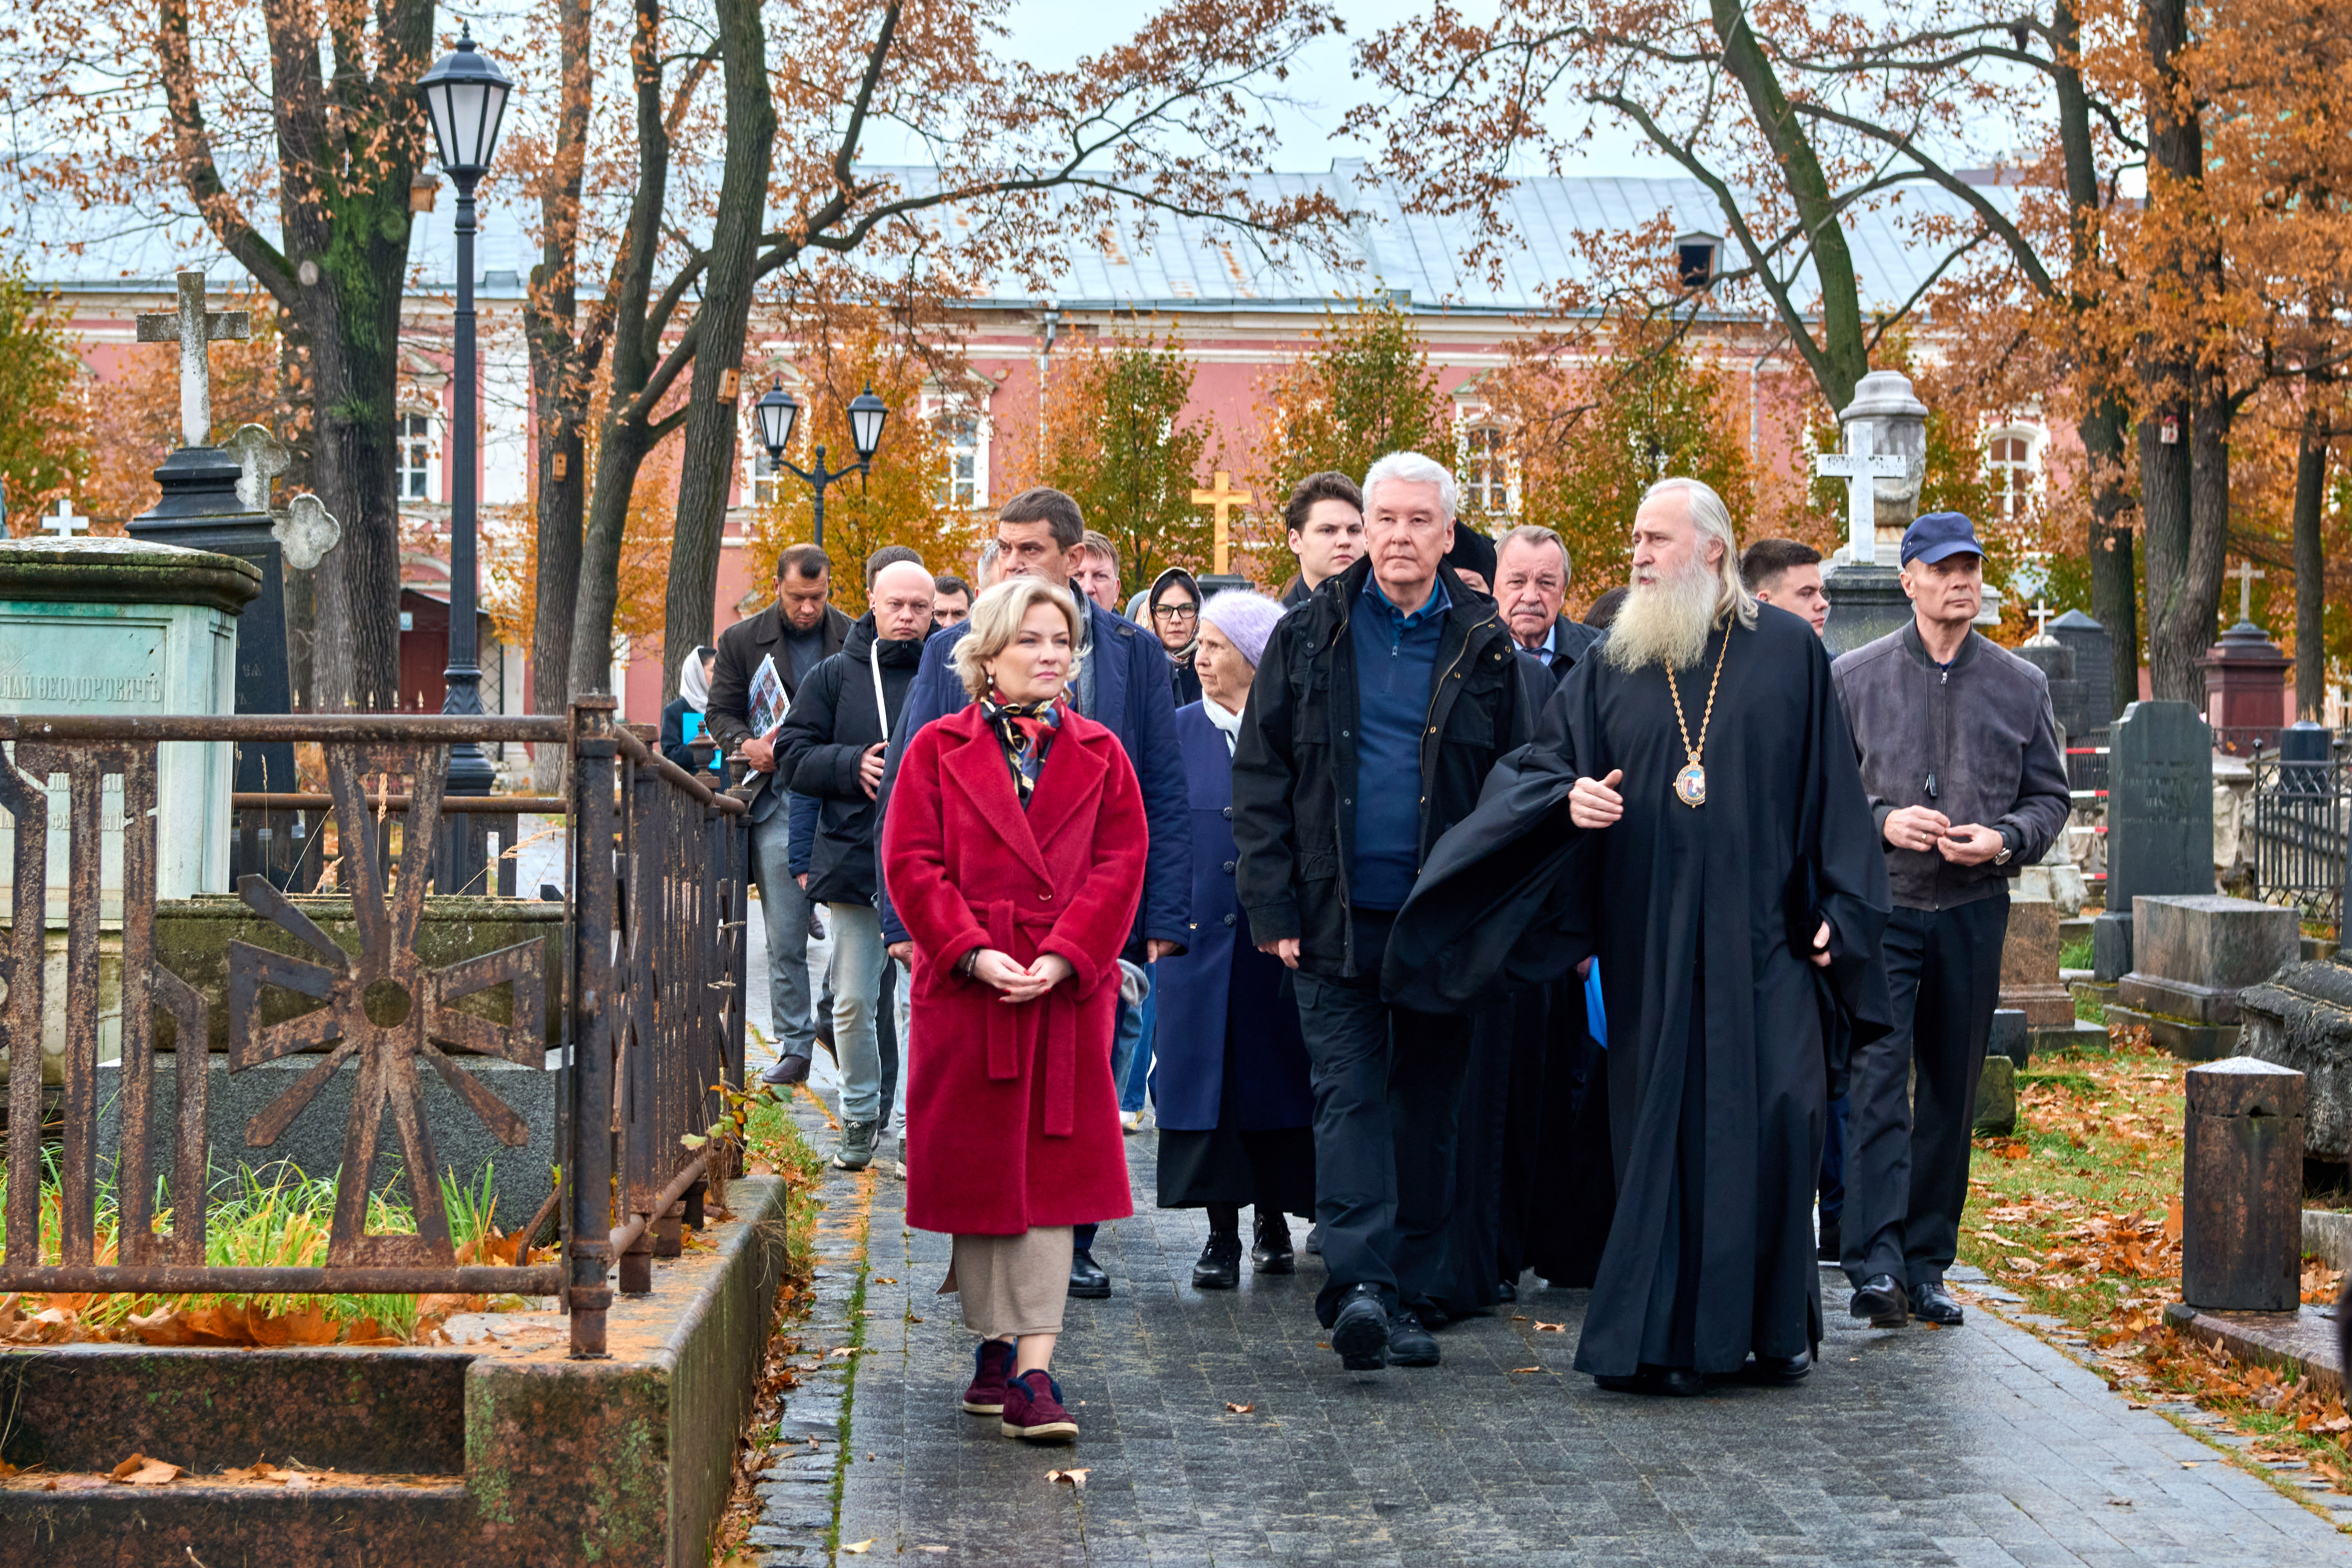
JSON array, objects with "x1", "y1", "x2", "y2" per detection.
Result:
[
  {"x1": 707, "y1": 543, "x2": 853, "y2": 1086},
  {"x1": 1832, "y1": 513, "x2": 2072, "y2": 1329},
  {"x1": 777, "y1": 559, "x2": 934, "y2": 1171},
  {"x1": 1232, "y1": 451, "x2": 1536, "y2": 1371}
]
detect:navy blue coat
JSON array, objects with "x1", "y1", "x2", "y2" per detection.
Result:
[
  {"x1": 1151, "y1": 703, "x2": 1313, "y2": 1133},
  {"x1": 879, "y1": 587, "x2": 1192, "y2": 954}
]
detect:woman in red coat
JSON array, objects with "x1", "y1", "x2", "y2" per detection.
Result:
[{"x1": 882, "y1": 575, "x2": 1148, "y2": 1444}]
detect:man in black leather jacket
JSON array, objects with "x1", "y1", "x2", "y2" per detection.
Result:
[{"x1": 1831, "y1": 512, "x2": 2071, "y2": 1331}]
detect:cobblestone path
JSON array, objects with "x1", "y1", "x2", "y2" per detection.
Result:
[{"x1": 745, "y1": 1083, "x2": 2352, "y2": 1568}]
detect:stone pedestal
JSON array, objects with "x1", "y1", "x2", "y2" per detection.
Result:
[
  {"x1": 1989, "y1": 1008, "x2": 2030, "y2": 1069},
  {"x1": 2112, "y1": 894, "x2": 2300, "y2": 1060},
  {"x1": 2092, "y1": 700, "x2": 2215, "y2": 980},
  {"x1": 127, "y1": 441, "x2": 305, "y2": 888},
  {"x1": 1820, "y1": 560, "x2": 1915, "y2": 658},
  {"x1": 2241, "y1": 955, "x2": 2352, "y2": 1162},
  {"x1": 0, "y1": 537, "x2": 257, "y2": 918},
  {"x1": 2199, "y1": 619, "x2": 2290, "y2": 747},
  {"x1": 2000, "y1": 896, "x2": 2075, "y2": 1028},
  {"x1": 1820, "y1": 370, "x2": 1928, "y2": 659},
  {"x1": 2182, "y1": 1056, "x2": 2304, "y2": 1312},
  {"x1": 1973, "y1": 1053, "x2": 2018, "y2": 1136}
]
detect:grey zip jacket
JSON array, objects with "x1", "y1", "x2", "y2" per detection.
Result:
[{"x1": 1831, "y1": 623, "x2": 2073, "y2": 912}]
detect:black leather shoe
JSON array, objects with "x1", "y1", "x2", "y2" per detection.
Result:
[
  {"x1": 1850, "y1": 1274, "x2": 1907, "y2": 1327},
  {"x1": 1815, "y1": 1218, "x2": 1841, "y2": 1264},
  {"x1": 1250, "y1": 1214, "x2": 1295, "y2": 1275},
  {"x1": 1593, "y1": 1371, "x2": 1658, "y2": 1394},
  {"x1": 1302, "y1": 1226, "x2": 1323, "y2": 1257},
  {"x1": 1496, "y1": 1278, "x2": 1518, "y2": 1304},
  {"x1": 1192, "y1": 1233, "x2": 1241, "y2": 1290},
  {"x1": 1330, "y1": 1284, "x2": 1389, "y2": 1370},
  {"x1": 758, "y1": 1053, "x2": 810, "y2": 1087},
  {"x1": 1387, "y1": 1309, "x2": 1441, "y2": 1367},
  {"x1": 1750, "y1": 1349, "x2": 1811, "y2": 1385},
  {"x1": 1067, "y1": 1248, "x2": 1111, "y2": 1299},
  {"x1": 1658, "y1": 1368, "x2": 1705, "y2": 1398},
  {"x1": 1911, "y1": 1280, "x2": 1964, "y2": 1326}
]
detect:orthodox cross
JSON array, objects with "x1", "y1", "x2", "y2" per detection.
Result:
[
  {"x1": 1190, "y1": 470, "x2": 1253, "y2": 576},
  {"x1": 2229, "y1": 558, "x2": 2265, "y2": 624},
  {"x1": 135, "y1": 270, "x2": 251, "y2": 449},
  {"x1": 1812, "y1": 450, "x2": 1907, "y2": 565},
  {"x1": 40, "y1": 498, "x2": 90, "y2": 538},
  {"x1": 223, "y1": 423, "x2": 292, "y2": 512}
]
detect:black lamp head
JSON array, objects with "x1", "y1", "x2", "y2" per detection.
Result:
[
  {"x1": 847, "y1": 384, "x2": 889, "y2": 463},
  {"x1": 417, "y1": 32, "x2": 515, "y2": 181}
]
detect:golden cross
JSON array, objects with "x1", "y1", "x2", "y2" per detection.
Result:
[{"x1": 1189, "y1": 470, "x2": 1253, "y2": 575}]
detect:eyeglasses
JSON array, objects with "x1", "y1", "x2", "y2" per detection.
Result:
[{"x1": 1153, "y1": 605, "x2": 1199, "y2": 623}]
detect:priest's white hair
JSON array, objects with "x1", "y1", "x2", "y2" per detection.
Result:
[
  {"x1": 1640, "y1": 476, "x2": 1757, "y2": 631},
  {"x1": 1363, "y1": 450, "x2": 1458, "y2": 520}
]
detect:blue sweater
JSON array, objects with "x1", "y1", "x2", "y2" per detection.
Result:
[{"x1": 1347, "y1": 574, "x2": 1449, "y2": 910}]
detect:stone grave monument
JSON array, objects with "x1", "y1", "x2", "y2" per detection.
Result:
[
  {"x1": 2180, "y1": 1056, "x2": 2305, "y2": 1312},
  {"x1": 1999, "y1": 892, "x2": 2081, "y2": 1053},
  {"x1": 0, "y1": 534, "x2": 258, "y2": 1090},
  {"x1": 2242, "y1": 947, "x2": 2352, "y2": 1175},
  {"x1": 124, "y1": 271, "x2": 341, "y2": 891},
  {"x1": 1815, "y1": 370, "x2": 1926, "y2": 658},
  {"x1": 2047, "y1": 610, "x2": 2116, "y2": 738},
  {"x1": 2109, "y1": 892, "x2": 2299, "y2": 1060},
  {"x1": 2092, "y1": 700, "x2": 2214, "y2": 980}
]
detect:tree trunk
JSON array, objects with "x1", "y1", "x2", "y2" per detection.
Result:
[
  {"x1": 1709, "y1": 0, "x2": 1870, "y2": 411},
  {"x1": 2157, "y1": 381, "x2": 2232, "y2": 703},
  {"x1": 2292, "y1": 400, "x2": 2329, "y2": 721},
  {"x1": 2137, "y1": 0, "x2": 2205, "y2": 706},
  {"x1": 2082, "y1": 397, "x2": 2139, "y2": 719},
  {"x1": 660, "y1": 0, "x2": 778, "y2": 703},
  {"x1": 525, "y1": 0, "x2": 595, "y2": 786},
  {"x1": 301, "y1": 240, "x2": 409, "y2": 713},
  {"x1": 569, "y1": 420, "x2": 651, "y2": 696}
]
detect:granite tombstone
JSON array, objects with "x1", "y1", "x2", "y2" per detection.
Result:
[{"x1": 2093, "y1": 700, "x2": 2214, "y2": 980}]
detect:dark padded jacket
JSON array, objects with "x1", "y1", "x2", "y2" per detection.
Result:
[
  {"x1": 1232, "y1": 553, "x2": 1538, "y2": 980},
  {"x1": 779, "y1": 615, "x2": 926, "y2": 906},
  {"x1": 1831, "y1": 622, "x2": 2073, "y2": 912},
  {"x1": 706, "y1": 599, "x2": 854, "y2": 820}
]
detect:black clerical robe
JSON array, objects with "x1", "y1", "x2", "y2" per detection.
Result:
[{"x1": 1386, "y1": 604, "x2": 1890, "y2": 1377}]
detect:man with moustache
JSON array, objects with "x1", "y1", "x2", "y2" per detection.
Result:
[{"x1": 1388, "y1": 477, "x2": 1891, "y2": 1395}]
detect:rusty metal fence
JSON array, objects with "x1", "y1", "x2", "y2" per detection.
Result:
[
  {"x1": 0, "y1": 699, "x2": 750, "y2": 1358},
  {"x1": 2246, "y1": 748, "x2": 2349, "y2": 932}
]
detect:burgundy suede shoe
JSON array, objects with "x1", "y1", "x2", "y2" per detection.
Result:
[
  {"x1": 962, "y1": 1339, "x2": 1015, "y2": 1415},
  {"x1": 999, "y1": 1369, "x2": 1079, "y2": 1443}
]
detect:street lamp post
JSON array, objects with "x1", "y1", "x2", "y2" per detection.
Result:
[
  {"x1": 417, "y1": 32, "x2": 513, "y2": 891},
  {"x1": 755, "y1": 378, "x2": 889, "y2": 549}
]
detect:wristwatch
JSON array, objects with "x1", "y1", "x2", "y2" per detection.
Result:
[{"x1": 1992, "y1": 829, "x2": 2014, "y2": 867}]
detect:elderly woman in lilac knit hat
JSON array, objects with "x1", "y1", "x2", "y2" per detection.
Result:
[{"x1": 1151, "y1": 590, "x2": 1319, "y2": 1288}]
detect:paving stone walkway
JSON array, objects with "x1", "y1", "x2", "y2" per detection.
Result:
[{"x1": 741, "y1": 919, "x2": 2350, "y2": 1566}]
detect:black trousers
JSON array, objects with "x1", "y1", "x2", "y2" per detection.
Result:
[
  {"x1": 1291, "y1": 908, "x2": 1475, "y2": 1326},
  {"x1": 1842, "y1": 896, "x2": 2010, "y2": 1292}
]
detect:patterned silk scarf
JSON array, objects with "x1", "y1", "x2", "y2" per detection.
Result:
[{"x1": 981, "y1": 689, "x2": 1065, "y2": 807}]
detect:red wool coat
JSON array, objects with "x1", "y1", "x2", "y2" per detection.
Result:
[{"x1": 883, "y1": 701, "x2": 1148, "y2": 1235}]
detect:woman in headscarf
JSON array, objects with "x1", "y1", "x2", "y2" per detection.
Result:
[
  {"x1": 660, "y1": 645, "x2": 719, "y2": 772},
  {"x1": 883, "y1": 576, "x2": 1148, "y2": 1444},
  {"x1": 1144, "y1": 566, "x2": 1204, "y2": 708},
  {"x1": 1151, "y1": 589, "x2": 1316, "y2": 1288}
]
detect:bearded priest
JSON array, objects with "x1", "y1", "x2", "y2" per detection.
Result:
[{"x1": 1385, "y1": 476, "x2": 1891, "y2": 1395}]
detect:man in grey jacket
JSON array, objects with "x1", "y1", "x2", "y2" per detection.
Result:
[{"x1": 1831, "y1": 512, "x2": 2071, "y2": 1330}]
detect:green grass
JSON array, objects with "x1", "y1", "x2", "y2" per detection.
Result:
[
  {"x1": 2, "y1": 1153, "x2": 524, "y2": 1337},
  {"x1": 2060, "y1": 936, "x2": 2094, "y2": 971}
]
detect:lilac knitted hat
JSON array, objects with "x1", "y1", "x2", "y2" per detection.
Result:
[{"x1": 1199, "y1": 589, "x2": 1285, "y2": 669}]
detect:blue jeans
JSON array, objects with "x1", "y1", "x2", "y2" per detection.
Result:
[
  {"x1": 748, "y1": 809, "x2": 815, "y2": 1056},
  {"x1": 1117, "y1": 972, "x2": 1156, "y2": 1113},
  {"x1": 827, "y1": 902, "x2": 887, "y2": 1125}
]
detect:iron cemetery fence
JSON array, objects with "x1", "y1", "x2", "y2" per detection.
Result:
[
  {"x1": 0, "y1": 700, "x2": 750, "y2": 1358},
  {"x1": 2246, "y1": 746, "x2": 2350, "y2": 933}
]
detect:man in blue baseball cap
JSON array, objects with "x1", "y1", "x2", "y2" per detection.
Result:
[{"x1": 1828, "y1": 511, "x2": 2072, "y2": 1332}]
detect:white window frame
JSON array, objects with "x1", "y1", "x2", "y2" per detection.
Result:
[
  {"x1": 1986, "y1": 424, "x2": 2042, "y2": 520},
  {"x1": 396, "y1": 408, "x2": 442, "y2": 503},
  {"x1": 922, "y1": 389, "x2": 992, "y2": 512},
  {"x1": 1453, "y1": 406, "x2": 1517, "y2": 519}
]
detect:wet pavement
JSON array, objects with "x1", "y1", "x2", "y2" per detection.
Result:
[{"x1": 742, "y1": 907, "x2": 2350, "y2": 1567}]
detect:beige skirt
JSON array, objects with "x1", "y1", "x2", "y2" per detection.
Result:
[{"x1": 944, "y1": 1227, "x2": 1073, "y2": 1339}]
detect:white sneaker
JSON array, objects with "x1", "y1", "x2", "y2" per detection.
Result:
[{"x1": 1120, "y1": 1110, "x2": 1144, "y2": 1133}]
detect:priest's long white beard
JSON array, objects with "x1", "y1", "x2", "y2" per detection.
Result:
[{"x1": 1605, "y1": 552, "x2": 1722, "y2": 672}]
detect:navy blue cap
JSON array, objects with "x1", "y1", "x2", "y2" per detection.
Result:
[{"x1": 1901, "y1": 511, "x2": 1986, "y2": 567}]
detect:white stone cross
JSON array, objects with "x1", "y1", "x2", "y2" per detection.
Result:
[
  {"x1": 2031, "y1": 598, "x2": 2053, "y2": 638},
  {"x1": 135, "y1": 270, "x2": 251, "y2": 449},
  {"x1": 274, "y1": 493, "x2": 343, "y2": 571},
  {"x1": 40, "y1": 498, "x2": 89, "y2": 538},
  {"x1": 2229, "y1": 558, "x2": 2265, "y2": 623},
  {"x1": 1813, "y1": 450, "x2": 1908, "y2": 565},
  {"x1": 223, "y1": 423, "x2": 292, "y2": 512}
]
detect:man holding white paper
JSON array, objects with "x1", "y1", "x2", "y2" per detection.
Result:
[{"x1": 708, "y1": 542, "x2": 854, "y2": 1085}]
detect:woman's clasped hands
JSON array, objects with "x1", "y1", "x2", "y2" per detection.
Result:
[{"x1": 965, "y1": 947, "x2": 1078, "y2": 1004}]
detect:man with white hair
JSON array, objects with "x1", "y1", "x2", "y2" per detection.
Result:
[
  {"x1": 1388, "y1": 476, "x2": 1891, "y2": 1395},
  {"x1": 1233, "y1": 449, "x2": 1537, "y2": 1372}
]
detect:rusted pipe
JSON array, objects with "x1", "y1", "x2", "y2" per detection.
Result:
[{"x1": 231, "y1": 792, "x2": 570, "y2": 813}]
